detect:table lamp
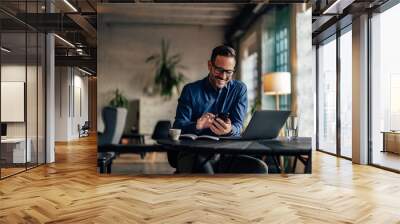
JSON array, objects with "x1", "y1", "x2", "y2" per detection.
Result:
[{"x1": 263, "y1": 72, "x2": 291, "y2": 110}]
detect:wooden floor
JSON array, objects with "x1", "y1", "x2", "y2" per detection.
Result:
[
  {"x1": 372, "y1": 150, "x2": 400, "y2": 171},
  {"x1": 1, "y1": 167, "x2": 26, "y2": 178},
  {"x1": 1, "y1": 136, "x2": 400, "y2": 223}
]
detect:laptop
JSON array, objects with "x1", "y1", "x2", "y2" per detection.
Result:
[{"x1": 221, "y1": 110, "x2": 291, "y2": 140}]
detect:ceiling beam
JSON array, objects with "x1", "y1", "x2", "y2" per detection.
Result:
[
  {"x1": 322, "y1": 0, "x2": 355, "y2": 14},
  {"x1": 67, "y1": 13, "x2": 97, "y2": 39},
  {"x1": 98, "y1": 3, "x2": 242, "y2": 12},
  {"x1": 55, "y1": 55, "x2": 96, "y2": 70},
  {"x1": 105, "y1": 19, "x2": 232, "y2": 26},
  {"x1": 108, "y1": 11, "x2": 237, "y2": 19},
  {"x1": 14, "y1": 13, "x2": 82, "y2": 32}
]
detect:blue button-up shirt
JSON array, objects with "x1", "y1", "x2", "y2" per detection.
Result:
[{"x1": 173, "y1": 76, "x2": 248, "y2": 136}]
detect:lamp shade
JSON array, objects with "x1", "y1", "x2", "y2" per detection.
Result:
[{"x1": 263, "y1": 72, "x2": 291, "y2": 95}]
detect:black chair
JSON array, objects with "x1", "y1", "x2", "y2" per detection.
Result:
[
  {"x1": 151, "y1": 121, "x2": 171, "y2": 141},
  {"x1": 217, "y1": 155, "x2": 268, "y2": 174},
  {"x1": 97, "y1": 107, "x2": 128, "y2": 174},
  {"x1": 79, "y1": 121, "x2": 90, "y2": 138},
  {"x1": 176, "y1": 153, "x2": 268, "y2": 174},
  {"x1": 140, "y1": 120, "x2": 171, "y2": 158},
  {"x1": 98, "y1": 120, "x2": 172, "y2": 172}
]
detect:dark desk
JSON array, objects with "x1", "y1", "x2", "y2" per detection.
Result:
[{"x1": 158, "y1": 137, "x2": 312, "y2": 173}]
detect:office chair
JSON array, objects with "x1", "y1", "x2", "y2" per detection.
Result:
[
  {"x1": 98, "y1": 107, "x2": 127, "y2": 146},
  {"x1": 79, "y1": 121, "x2": 90, "y2": 138},
  {"x1": 98, "y1": 120, "x2": 172, "y2": 173},
  {"x1": 217, "y1": 155, "x2": 268, "y2": 174},
  {"x1": 97, "y1": 107, "x2": 128, "y2": 173},
  {"x1": 151, "y1": 121, "x2": 171, "y2": 141}
]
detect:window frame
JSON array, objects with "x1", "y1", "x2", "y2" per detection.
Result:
[{"x1": 315, "y1": 24, "x2": 353, "y2": 160}]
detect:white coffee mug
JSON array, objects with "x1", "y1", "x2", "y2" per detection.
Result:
[{"x1": 169, "y1": 129, "x2": 181, "y2": 141}]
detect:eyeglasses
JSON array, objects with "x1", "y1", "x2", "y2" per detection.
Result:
[{"x1": 212, "y1": 63, "x2": 235, "y2": 76}]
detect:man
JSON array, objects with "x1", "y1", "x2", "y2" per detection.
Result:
[
  {"x1": 174, "y1": 45, "x2": 247, "y2": 137},
  {"x1": 172, "y1": 45, "x2": 248, "y2": 173}
]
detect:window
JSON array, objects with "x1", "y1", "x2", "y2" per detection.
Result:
[
  {"x1": 317, "y1": 37, "x2": 337, "y2": 154},
  {"x1": 276, "y1": 28, "x2": 289, "y2": 72},
  {"x1": 370, "y1": 3, "x2": 400, "y2": 171},
  {"x1": 261, "y1": 6, "x2": 291, "y2": 111},
  {"x1": 340, "y1": 29, "x2": 352, "y2": 158}
]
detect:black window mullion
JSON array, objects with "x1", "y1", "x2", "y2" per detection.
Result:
[
  {"x1": 336, "y1": 28, "x2": 341, "y2": 157},
  {"x1": 25, "y1": 0, "x2": 28, "y2": 171},
  {"x1": 36, "y1": 0, "x2": 39, "y2": 168},
  {"x1": 0, "y1": 24, "x2": 2, "y2": 179},
  {"x1": 316, "y1": 45, "x2": 320, "y2": 151},
  {"x1": 367, "y1": 11, "x2": 373, "y2": 165}
]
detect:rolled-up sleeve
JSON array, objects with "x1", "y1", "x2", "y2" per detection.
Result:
[
  {"x1": 173, "y1": 85, "x2": 197, "y2": 134},
  {"x1": 229, "y1": 84, "x2": 248, "y2": 136}
]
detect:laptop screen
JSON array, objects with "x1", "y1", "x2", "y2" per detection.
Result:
[{"x1": 241, "y1": 110, "x2": 290, "y2": 140}]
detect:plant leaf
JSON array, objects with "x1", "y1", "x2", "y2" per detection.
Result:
[{"x1": 146, "y1": 39, "x2": 186, "y2": 99}]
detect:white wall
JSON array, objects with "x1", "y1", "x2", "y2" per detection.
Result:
[
  {"x1": 1, "y1": 64, "x2": 46, "y2": 163},
  {"x1": 97, "y1": 17, "x2": 224, "y2": 134},
  {"x1": 55, "y1": 67, "x2": 69, "y2": 141},
  {"x1": 55, "y1": 67, "x2": 89, "y2": 141},
  {"x1": 1, "y1": 65, "x2": 37, "y2": 137}
]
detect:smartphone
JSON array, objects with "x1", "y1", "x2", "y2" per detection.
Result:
[{"x1": 216, "y1": 112, "x2": 230, "y2": 122}]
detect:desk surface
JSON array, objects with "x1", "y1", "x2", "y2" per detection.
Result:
[
  {"x1": 381, "y1": 131, "x2": 400, "y2": 134},
  {"x1": 158, "y1": 137, "x2": 312, "y2": 155},
  {"x1": 1, "y1": 138, "x2": 28, "y2": 143}
]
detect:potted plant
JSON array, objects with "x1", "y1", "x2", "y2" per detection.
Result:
[
  {"x1": 109, "y1": 89, "x2": 128, "y2": 108},
  {"x1": 146, "y1": 39, "x2": 185, "y2": 98}
]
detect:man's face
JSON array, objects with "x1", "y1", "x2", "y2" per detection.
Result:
[{"x1": 208, "y1": 55, "x2": 236, "y2": 89}]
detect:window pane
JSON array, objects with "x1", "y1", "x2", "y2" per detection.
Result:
[
  {"x1": 1, "y1": 31, "x2": 28, "y2": 177},
  {"x1": 318, "y1": 38, "x2": 337, "y2": 154},
  {"x1": 371, "y1": 3, "x2": 400, "y2": 171},
  {"x1": 27, "y1": 31, "x2": 38, "y2": 169},
  {"x1": 340, "y1": 29, "x2": 352, "y2": 158},
  {"x1": 38, "y1": 32, "x2": 46, "y2": 165}
]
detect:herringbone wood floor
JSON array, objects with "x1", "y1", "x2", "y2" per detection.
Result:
[{"x1": 1, "y1": 136, "x2": 400, "y2": 223}]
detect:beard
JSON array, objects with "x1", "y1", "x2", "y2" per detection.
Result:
[
  {"x1": 215, "y1": 75, "x2": 229, "y2": 81},
  {"x1": 209, "y1": 73, "x2": 230, "y2": 89}
]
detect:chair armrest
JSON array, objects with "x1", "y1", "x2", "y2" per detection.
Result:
[
  {"x1": 121, "y1": 133, "x2": 146, "y2": 139},
  {"x1": 98, "y1": 144, "x2": 167, "y2": 154}
]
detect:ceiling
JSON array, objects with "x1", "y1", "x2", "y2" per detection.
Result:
[
  {"x1": 98, "y1": 3, "x2": 244, "y2": 27},
  {"x1": 0, "y1": 0, "x2": 310, "y2": 74}
]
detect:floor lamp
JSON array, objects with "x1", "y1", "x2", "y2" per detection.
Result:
[
  {"x1": 263, "y1": 72, "x2": 291, "y2": 111},
  {"x1": 263, "y1": 72, "x2": 291, "y2": 173}
]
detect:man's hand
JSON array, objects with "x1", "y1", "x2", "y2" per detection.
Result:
[
  {"x1": 210, "y1": 118, "x2": 232, "y2": 136},
  {"x1": 196, "y1": 113, "x2": 215, "y2": 130}
]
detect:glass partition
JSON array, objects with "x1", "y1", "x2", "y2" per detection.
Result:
[
  {"x1": 0, "y1": 1, "x2": 46, "y2": 179},
  {"x1": 38, "y1": 32, "x2": 46, "y2": 165},
  {"x1": 1, "y1": 31, "x2": 28, "y2": 177},
  {"x1": 27, "y1": 30, "x2": 38, "y2": 169}
]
